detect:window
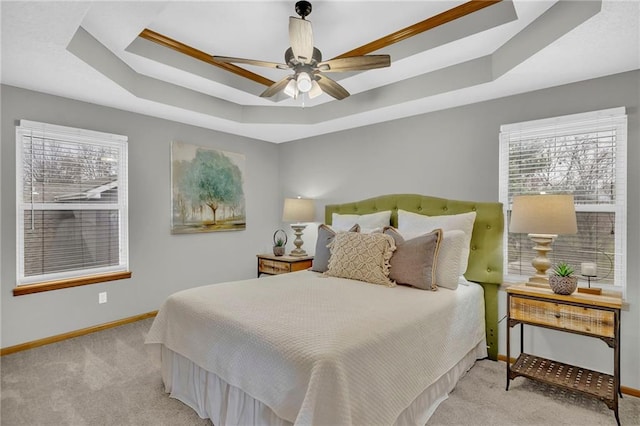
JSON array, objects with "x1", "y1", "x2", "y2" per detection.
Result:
[
  {"x1": 499, "y1": 107, "x2": 627, "y2": 294},
  {"x1": 16, "y1": 120, "x2": 129, "y2": 293}
]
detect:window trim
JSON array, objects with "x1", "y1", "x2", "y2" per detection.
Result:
[
  {"x1": 499, "y1": 107, "x2": 627, "y2": 295},
  {"x1": 13, "y1": 271, "x2": 132, "y2": 296},
  {"x1": 15, "y1": 120, "x2": 129, "y2": 293}
]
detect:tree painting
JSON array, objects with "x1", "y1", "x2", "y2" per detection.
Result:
[{"x1": 171, "y1": 142, "x2": 246, "y2": 233}]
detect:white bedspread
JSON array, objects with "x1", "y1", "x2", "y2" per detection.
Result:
[{"x1": 146, "y1": 271, "x2": 486, "y2": 425}]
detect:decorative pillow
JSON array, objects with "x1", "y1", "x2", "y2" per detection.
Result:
[
  {"x1": 383, "y1": 227, "x2": 442, "y2": 291},
  {"x1": 434, "y1": 230, "x2": 466, "y2": 290},
  {"x1": 311, "y1": 224, "x2": 360, "y2": 273},
  {"x1": 332, "y1": 210, "x2": 392, "y2": 233},
  {"x1": 397, "y1": 209, "x2": 476, "y2": 275},
  {"x1": 324, "y1": 232, "x2": 396, "y2": 287}
]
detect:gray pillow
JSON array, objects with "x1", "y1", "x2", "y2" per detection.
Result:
[
  {"x1": 384, "y1": 227, "x2": 442, "y2": 291},
  {"x1": 311, "y1": 224, "x2": 359, "y2": 272}
]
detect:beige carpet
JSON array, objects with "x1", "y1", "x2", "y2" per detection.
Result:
[{"x1": 1, "y1": 318, "x2": 638, "y2": 425}]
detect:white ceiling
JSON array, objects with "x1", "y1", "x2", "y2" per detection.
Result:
[{"x1": 2, "y1": 1, "x2": 639, "y2": 143}]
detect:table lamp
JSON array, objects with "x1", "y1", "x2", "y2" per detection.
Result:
[
  {"x1": 509, "y1": 194, "x2": 577, "y2": 287},
  {"x1": 283, "y1": 197, "x2": 315, "y2": 256}
]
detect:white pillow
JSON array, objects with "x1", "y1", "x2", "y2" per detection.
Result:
[
  {"x1": 435, "y1": 230, "x2": 466, "y2": 290},
  {"x1": 398, "y1": 209, "x2": 476, "y2": 274},
  {"x1": 332, "y1": 210, "x2": 391, "y2": 233}
]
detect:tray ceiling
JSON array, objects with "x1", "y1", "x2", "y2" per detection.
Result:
[{"x1": 2, "y1": 1, "x2": 638, "y2": 143}]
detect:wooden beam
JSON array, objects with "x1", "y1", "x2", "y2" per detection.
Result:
[
  {"x1": 138, "y1": 28, "x2": 275, "y2": 87},
  {"x1": 333, "y1": 0, "x2": 502, "y2": 59}
]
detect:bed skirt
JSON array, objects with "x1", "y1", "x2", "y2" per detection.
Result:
[{"x1": 158, "y1": 340, "x2": 487, "y2": 426}]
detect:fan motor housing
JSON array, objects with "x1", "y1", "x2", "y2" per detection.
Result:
[{"x1": 285, "y1": 47, "x2": 322, "y2": 66}]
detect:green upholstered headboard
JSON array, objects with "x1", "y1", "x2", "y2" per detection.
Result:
[{"x1": 325, "y1": 194, "x2": 504, "y2": 360}]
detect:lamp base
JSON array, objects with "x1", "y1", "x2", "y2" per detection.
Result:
[
  {"x1": 289, "y1": 224, "x2": 308, "y2": 257},
  {"x1": 523, "y1": 233, "x2": 556, "y2": 288},
  {"x1": 525, "y1": 278, "x2": 551, "y2": 288}
]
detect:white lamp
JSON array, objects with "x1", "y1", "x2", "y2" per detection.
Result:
[
  {"x1": 283, "y1": 197, "x2": 315, "y2": 256},
  {"x1": 509, "y1": 194, "x2": 577, "y2": 287}
]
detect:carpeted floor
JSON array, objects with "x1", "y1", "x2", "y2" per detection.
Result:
[{"x1": 1, "y1": 318, "x2": 638, "y2": 425}]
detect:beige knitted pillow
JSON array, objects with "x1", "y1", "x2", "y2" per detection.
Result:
[{"x1": 324, "y1": 232, "x2": 396, "y2": 287}]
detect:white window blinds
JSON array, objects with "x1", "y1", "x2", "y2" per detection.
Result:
[
  {"x1": 499, "y1": 107, "x2": 627, "y2": 292},
  {"x1": 16, "y1": 120, "x2": 129, "y2": 285}
]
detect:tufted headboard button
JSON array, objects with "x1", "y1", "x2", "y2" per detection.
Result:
[
  {"x1": 486, "y1": 268, "x2": 492, "y2": 273},
  {"x1": 417, "y1": 207, "x2": 422, "y2": 211},
  {"x1": 443, "y1": 207, "x2": 448, "y2": 211}
]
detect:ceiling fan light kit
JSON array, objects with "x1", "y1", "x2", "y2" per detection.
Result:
[
  {"x1": 212, "y1": 1, "x2": 392, "y2": 101},
  {"x1": 296, "y1": 72, "x2": 313, "y2": 92}
]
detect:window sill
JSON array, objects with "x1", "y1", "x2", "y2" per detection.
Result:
[{"x1": 13, "y1": 271, "x2": 132, "y2": 296}]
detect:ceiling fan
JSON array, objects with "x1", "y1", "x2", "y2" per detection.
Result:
[{"x1": 212, "y1": 1, "x2": 391, "y2": 101}]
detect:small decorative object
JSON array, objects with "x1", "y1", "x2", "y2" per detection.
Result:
[
  {"x1": 578, "y1": 262, "x2": 602, "y2": 295},
  {"x1": 549, "y1": 262, "x2": 578, "y2": 295},
  {"x1": 273, "y1": 229, "x2": 287, "y2": 256}
]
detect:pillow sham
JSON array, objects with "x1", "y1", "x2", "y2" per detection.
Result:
[
  {"x1": 332, "y1": 210, "x2": 392, "y2": 233},
  {"x1": 311, "y1": 224, "x2": 360, "y2": 273},
  {"x1": 383, "y1": 227, "x2": 442, "y2": 291},
  {"x1": 397, "y1": 209, "x2": 476, "y2": 275},
  {"x1": 434, "y1": 230, "x2": 466, "y2": 290},
  {"x1": 324, "y1": 232, "x2": 396, "y2": 287}
]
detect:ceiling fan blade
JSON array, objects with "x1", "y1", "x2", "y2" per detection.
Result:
[
  {"x1": 213, "y1": 56, "x2": 289, "y2": 70},
  {"x1": 316, "y1": 75, "x2": 350, "y2": 100},
  {"x1": 317, "y1": 55, "x2": 391, "y2": 72},
  {"x1": 260, "y1": 75, "x2": 292, "y2": 98},
  {"x1": 289, "y1": 17, "x2": 314, "y2": 64}
]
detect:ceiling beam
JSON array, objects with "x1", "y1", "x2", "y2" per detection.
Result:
[
  {"x1": 333, "y1": 0, "x2": 502, "y2": 59},
  {"x1": 138, "y1": 28, "x2": 275, "y2": 87}
]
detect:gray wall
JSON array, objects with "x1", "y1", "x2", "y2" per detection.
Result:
[
  {"x1": 1, "y1": 85, "x2": 281, "y2": 348},
  {"x1": 2, "y1": 70, "x2": 639, "y2": 389},
  {"x1": 279, "y1": 70, "x2": 640, "y2": 389}
]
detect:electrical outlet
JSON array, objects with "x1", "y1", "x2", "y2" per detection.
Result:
[{"x1": 98, "y1": 292, "x2": 107, "y2": 304}]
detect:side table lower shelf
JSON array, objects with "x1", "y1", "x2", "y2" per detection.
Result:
[{"x1": 509, "y1": 353, "x2": 616, "y2": 410}]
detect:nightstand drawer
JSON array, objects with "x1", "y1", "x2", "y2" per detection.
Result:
[
  {"x1": 510, "y1": 296, "x2": 615, "y2": 338},
  {"x1": 258, "y1": 259, "x2": 291, "y2": 275}
]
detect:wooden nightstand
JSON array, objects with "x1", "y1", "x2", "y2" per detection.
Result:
[
  {"x1": 256, "y1": 254, "x2": 313, "y2": 277},
  {"x1": 506, "y1": 284, "x2": 622, "y2": 425}
]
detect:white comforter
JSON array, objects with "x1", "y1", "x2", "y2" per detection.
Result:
[{"x1": 146, "y1": 271, "x2": 486, "y2": 425}]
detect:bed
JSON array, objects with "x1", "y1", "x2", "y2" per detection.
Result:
[{"x1": 146, "y1": 194, "x2": 503, "y2": 425}]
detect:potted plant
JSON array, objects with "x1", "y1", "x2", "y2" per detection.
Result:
[
  {"x1": 273, "y1": 229, "x2": 287, "y2": 256},
  {"x1": 549, "y1": 262, "x2": 578, "y2": 295}
]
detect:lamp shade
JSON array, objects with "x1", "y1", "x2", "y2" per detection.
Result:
[
  {"x1": 283, "y1": 198, "x2": 315, "y2": 223},
  {"x1": 509, "y1": 194, "x2": 577, "y2": 235}
]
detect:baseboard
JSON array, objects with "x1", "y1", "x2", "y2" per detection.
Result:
[
  {"x1": 1, "y1": 311, "x2": 158, "y2": 356},
  {"x1": 497, "y1": 354, "x2": 640, "y2": 398}
]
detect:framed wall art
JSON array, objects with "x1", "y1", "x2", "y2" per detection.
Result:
[{"x1": 171, "y1": 141, "x2": 246, "y2": 234}]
